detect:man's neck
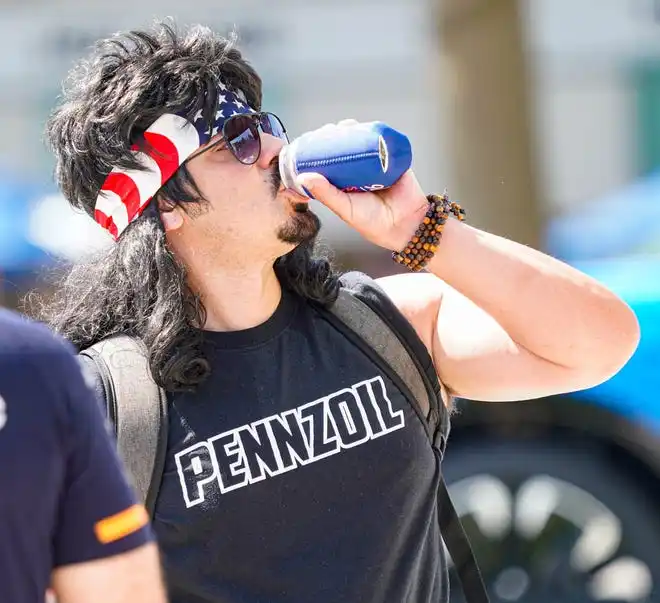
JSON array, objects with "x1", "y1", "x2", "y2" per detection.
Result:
[{"x1": 187, "y1": 261, "x2": 283, "y2": 333}]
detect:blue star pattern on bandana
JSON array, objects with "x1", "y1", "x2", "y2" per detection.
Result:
[
  {"x1": 94, "y1": 82, "x2": 255, "y2": 240},
  {"x1": 189, "y1": 83, "x2": 252, "y2": 145}
]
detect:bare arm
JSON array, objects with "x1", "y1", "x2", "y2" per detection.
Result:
[
  {"x1": 296, "y1": 160, "x2": 640, "y2": 403},
  {"x1": 377, "y1": 218, "x2": 640, "y2": 402},
  {"x1": 51, "y1": 542, "x2": 166, "y2": 603}
]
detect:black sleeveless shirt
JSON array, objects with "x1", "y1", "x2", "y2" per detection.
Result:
[{"x1": 152, "y1": 273, "x2": 448, "y2": 603}]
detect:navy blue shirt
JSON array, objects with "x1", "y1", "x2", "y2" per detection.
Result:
[{"x1": 0, "y1": 309, "x2": 153, "y2": 603}]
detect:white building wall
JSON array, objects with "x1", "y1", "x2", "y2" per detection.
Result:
[{"x1": 522, "y1": 0, "x2": 660, "y2": 210}]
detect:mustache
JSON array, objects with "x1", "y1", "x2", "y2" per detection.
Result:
[{"x1": 269, "y1": 156, "x2": 282, "y2": 195}]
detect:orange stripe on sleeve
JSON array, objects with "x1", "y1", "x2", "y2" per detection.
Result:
[{"x1": 94, "y1": 504, "x2": 149, "y2": 544}]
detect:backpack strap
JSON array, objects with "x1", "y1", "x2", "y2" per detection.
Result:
[
  {"x1": 438, "y1": 478, "x2": 491, "y2": 603},
  {"x1": 331, "y1": 274, "x2": 450, "y2": 450},
  {"x1": 328, "y1": 277, "x2": 490, "y2": 603},
  {"x1": 79, "y1": 335, "x2": 168, "y2": 517},
  {"x1": 329, "y1": 288, "x2": 436, "y2": 424}
]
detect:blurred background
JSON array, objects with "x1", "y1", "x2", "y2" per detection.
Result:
[{"x1": 1, "y1": 0, "x2": 659, "y2": 601}]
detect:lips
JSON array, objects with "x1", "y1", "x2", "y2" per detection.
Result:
[{"x1": 272, "y1": 157, "x2": 309, "y2": 204}]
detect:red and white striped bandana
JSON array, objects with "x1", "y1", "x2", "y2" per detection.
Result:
[{"x1": 94, "y1": 84, "x2": 251, "y2": 240}]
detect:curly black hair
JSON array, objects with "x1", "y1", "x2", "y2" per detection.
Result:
[{"x1": 30, "y1": 20, "x2": 339, "y2": 392}]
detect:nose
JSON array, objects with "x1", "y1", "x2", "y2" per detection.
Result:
[{"x1": 256, "y1": 131, "x2": 286, "y2": 170}]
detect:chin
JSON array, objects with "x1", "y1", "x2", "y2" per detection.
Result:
[{"x1": 276, "y1": 208, "x2": 321, "y2": 245}]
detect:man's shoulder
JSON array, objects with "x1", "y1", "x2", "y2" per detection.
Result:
[
  {"x1": 338, "y1": 269, "x2": 420, "y2": 297},
  {"x1": 0, "y1": 309, "x2": 74, "y2": 359},
  {"x1": 0, "y1": 309, "x2": 84, "y2": 405},
  {"x1": 338, "y1": 270, "x2": 385, "y2": 294}
]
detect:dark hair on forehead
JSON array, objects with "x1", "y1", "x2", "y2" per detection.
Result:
[{"x1": 46, "y1": 20, "x2": 262, "y2": 217}]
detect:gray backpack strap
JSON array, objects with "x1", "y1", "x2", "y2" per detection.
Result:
[
  {"x1": 328, "y1": 288, "x2": 436, "y2": 421},
  {"x1": 328, "y1": 287, "x2": 490, "y2": 603},
  {"x1": 80, "y1": 335, "x2": 168, "y2": 516}
]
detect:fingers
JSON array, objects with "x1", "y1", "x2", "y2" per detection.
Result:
[
  {"x1": 314, "y1": 119, "x2": 359, "y2": 132},
  {"x1": 296, "y1": 172, "x2": 354, "y2": 222}
]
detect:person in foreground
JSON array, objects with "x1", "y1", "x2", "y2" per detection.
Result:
[
  {"x1": 31, "y1": 20, "x2": 640, "y2": 603},
  {"x1": 0, "y1": 308, "x2": 167, "y2": 603}
]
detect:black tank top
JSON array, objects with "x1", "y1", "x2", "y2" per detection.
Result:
[{"x1": 153, "y1": 273, "x2": 448, "y2": 603}]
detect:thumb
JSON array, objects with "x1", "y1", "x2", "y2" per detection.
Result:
[
  {"x1": 296, "y1": 172, "x2": 354, "y2": 221},
  {"x1": 295, "y1": 172, "x2": 330, "y2": 197}
]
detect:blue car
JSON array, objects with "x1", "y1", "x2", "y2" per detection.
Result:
[{"x1": 445, "y1": 174, "x2": 660, "y2": 603}]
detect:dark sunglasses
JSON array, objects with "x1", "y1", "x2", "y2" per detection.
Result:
[{"x1": 216, "y1": 111, "x2": 288, "y2": 165}]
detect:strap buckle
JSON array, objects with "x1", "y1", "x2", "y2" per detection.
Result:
[
  {"x1": 431, "y1": 406, "x2": 450, "y2": 459},
  {"x1": 433, "y1": 428, "x2": 447, "y2": 458}
]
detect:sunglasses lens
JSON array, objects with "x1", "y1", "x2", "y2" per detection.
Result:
[
  {"x1": 225, "y1": 115, "x2": 260, "y2": 164},
  {"x1": 260, "y1": 113, "x2": 288, "y2": 142}
]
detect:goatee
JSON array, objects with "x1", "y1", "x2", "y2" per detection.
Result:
[
  {"x1": 271, "y1": 155, "x2": 320, "y2": 244},
  {"x1": 277, "y1": 209, "x2": 321, "y2": 245}
]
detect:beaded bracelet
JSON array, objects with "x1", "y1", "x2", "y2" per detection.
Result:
[{"x1": 392, "y1": 192, "x2": 466, "y2": 272}]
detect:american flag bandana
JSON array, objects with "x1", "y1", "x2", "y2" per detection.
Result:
[{"x1": 94, "y1": 83, "x2": 252, "y2": 240}]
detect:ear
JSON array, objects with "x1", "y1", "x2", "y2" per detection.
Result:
[{"x1": 157, "y1": 200, "x2": 184, "y2": 233}]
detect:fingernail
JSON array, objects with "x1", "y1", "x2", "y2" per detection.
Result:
[{"x1": 296, "y1": 176, "x2": 314, "y2": 191}]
